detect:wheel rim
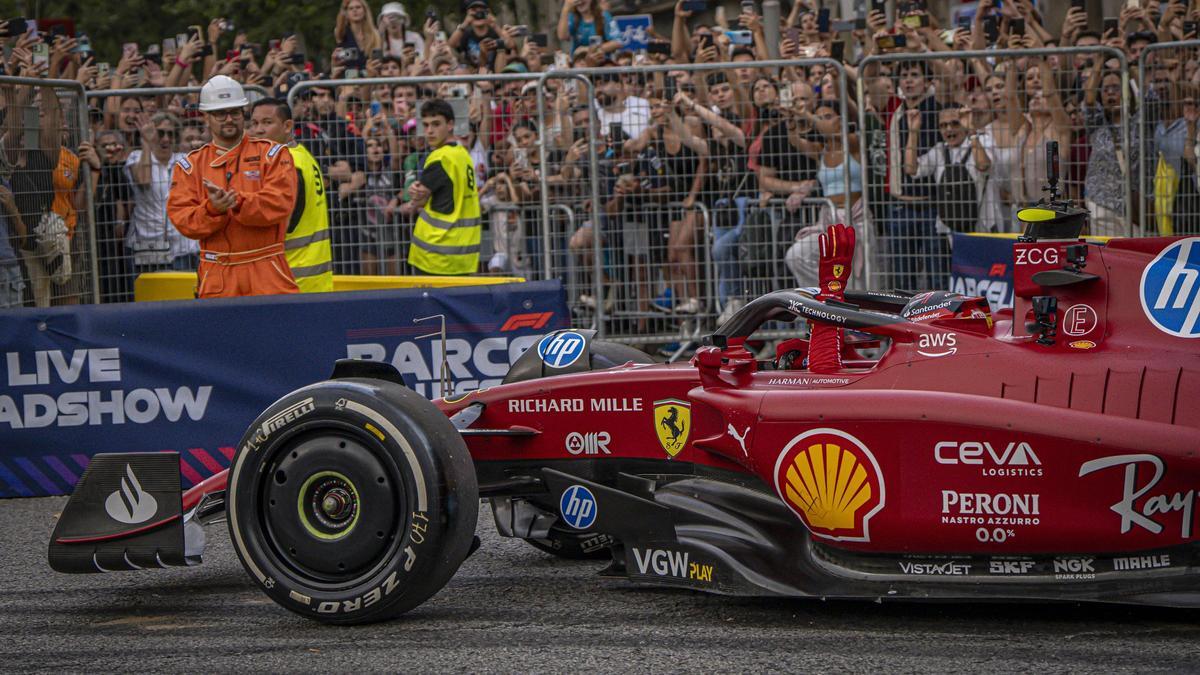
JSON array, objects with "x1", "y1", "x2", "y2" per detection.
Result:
[{"x1": 260, "y1": 428, "x2": 408, "y2": 586}]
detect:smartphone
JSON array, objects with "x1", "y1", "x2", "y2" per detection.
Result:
[
  {"x1": 177, "y1": 33, "x2": 189, "y2": 47},
  {"x1": 512, "y1": 25, "x2": 530, "y2": 37},
  {"x1": 371, "y1": 48, "x2": 384, "y2": 60},
  {"x1": 555, "y1": 51, "x2": 569, "y2": 69},
  {"x1": 269, "y1": 38, "x2": 281, "y2": 50},
  {"x1": 699, "y1": 32, "x2": 714, "y2": 49},
  {"x1": 817, "y1": 8, "x2": 831, "y2": 33},
  {"x1": 531, "y1": 32, "x2": 549, "y2": 47},
  {"x1": 97, "y1": 62, "x2": 111, "y2": 78},
  {"x1": 436, "y1": 30, "x2": 448, "y2": 41},
  {"x1": 786, "y1": 27, "x2": 800, "y2": 44},
  {"x1": 123, "y1": 42, "x2": 139, "y2": 57},
  {"x1": 903, "y1": 13, "x2": 930, "y2": 28},
  {"x1": 870, "y1": 0, "x2": 887, "y2": 16},
  {"x1": 32, "y1": 42, "x2": 48, "y2": 69},
  {"x1": 665, "y1": 74, "x2": 677, "y2": 100},
  {"x1": 1070, "y1": 0, "x2": 1086, "y2": 9},
  {"x1": 609, "y1": 121, "x2": 622, "y2": 143},
  {"x1": 1102, "y1": 17, "x2": 1119, "y2": 35},
  {"x1": 163, "y1": 37, "x2": 176, "y2": 54},
  {"x1": 76, "y1": 36, "x2": 92, "y2": 53},
  {"x1": 875, "y1": 33, "x2": 907, "y2": 49},
  {"x1": 0, "y1": 18, "x2": 29, "y2": 38},
  {"x1": 682, "y1": 0, "x2": 707, "y2": 12},
  {"x1": 1010, "y1": 17, "x2": 1025, "y2": 37},
  {"x1": 370, "y1": 101, "x2": 382, "y2": 116},
  {"x1": 779, "y1": 85, "x2": 793, "y2": 106},
  {"x1": 740, "y1": 0, "x2": 755, "y2": 13},
  {"x1": 588, "y1": 34, "x2": 603, "y2": 47},
  {"x1": 200, "y1": 45, "x2": 215, "y2": 57},
  {"x1": 831, "y1": 40, "x2": 845, "y2": 61},
  {"x1": 1185, "y1": 20, "x2": 1199, "y2": 37},
  {"x1": 1126, "y1": 0, "x2": 1140, "y2": 8},
  {"x1": 726, "y1": 29, "x2": 753, "y2": 45},
  {"x1": 346, "y1": 68, "x2": 360, "y2": 78},
  {"x1": 647, "y1": 40, "x2": 671, "y2": 54},
  {"x1": 983, "y1": 15, "x2": 1000, "y2": 42}
]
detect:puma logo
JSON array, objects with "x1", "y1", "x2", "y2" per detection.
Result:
[{"x1": 727, "y1": 424, "x2": 749, "y2": 456}]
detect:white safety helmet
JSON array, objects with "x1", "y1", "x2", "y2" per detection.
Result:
[{"x1": 198, "y1": 75, "x2": 249, "y2": 112}]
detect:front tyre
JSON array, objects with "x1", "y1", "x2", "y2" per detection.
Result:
[{"x1": 227, "y1": 378, "x2": 478, "y2": 625}]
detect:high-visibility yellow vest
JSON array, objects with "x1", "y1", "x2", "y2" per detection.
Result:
[
  {"x1": 284, "y1": 142, "x2": 334, "y2": 292},
  {"x1": 409, "y1": 142, "x2": 481, "y2": 275}
]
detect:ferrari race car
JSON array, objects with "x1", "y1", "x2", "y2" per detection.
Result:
[{"x1": 48, "y1": 199, "x2": 1200, "y2": 625}]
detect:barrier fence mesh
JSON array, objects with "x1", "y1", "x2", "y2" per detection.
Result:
[
  {"x1": 4, "y1": 42, "x2": 1176, "y2": 350},
  {"x1": 1, "y1": 77, "x2": 93, "y2": 307}
]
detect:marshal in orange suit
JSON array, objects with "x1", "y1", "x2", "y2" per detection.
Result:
[{"x1": 168, "y1": 76, "x2": 299, "y2": 298}]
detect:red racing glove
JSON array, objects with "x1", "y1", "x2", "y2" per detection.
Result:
[
  {"x1": 809, "y1": 223, "x2": 856, "y2": 374},
  {"x1": 817, "y1": 223, "x2": 855, "y2": 300}
]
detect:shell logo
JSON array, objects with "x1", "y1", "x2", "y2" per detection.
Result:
[{"x1": 773, "y1": 428, "x2": 885, "y2": 542}]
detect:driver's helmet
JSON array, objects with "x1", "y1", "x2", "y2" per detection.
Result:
[{"x1": 901, "y1": 291, "x2": 992, "y2": 325}]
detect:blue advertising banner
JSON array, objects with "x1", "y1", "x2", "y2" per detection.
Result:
[
  {"x1": 0, "y1": 282, "x2": 568, "y2": 498},
  {"x1": 609, "y1": 14, "x2": 652, "y2": 51},
  {"x1": 950, "y1": 233, "x2": 1014, "y2": 312}
]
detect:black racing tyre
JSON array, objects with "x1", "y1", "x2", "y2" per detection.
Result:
[
  {"x1": 226, "y1": 378, "x2": 478, "y2": 625},
  {"x1": 501, "y1": 339, "x2": 648, "y2": 559}
]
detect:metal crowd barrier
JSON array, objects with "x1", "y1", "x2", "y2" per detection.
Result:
[
  {"x1": 0, "y1": 76, "x2": 94, "y2": 307},
  {"x1": 1137, "y1": 40, "x2": 1200, "y2": 237},
  {"x1": 856, "y1": 46, "x2": 1131, "y2": 293}
]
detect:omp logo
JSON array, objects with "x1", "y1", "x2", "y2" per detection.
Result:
[
  {"x1": 500, "y1": 312, "x2": 554, "y2": 331},
  {"x1": 773, "y1": 429, "x2": 885, "y2": 542},
  {"x1": 1141, "y1": 238, "x2": 1200, "y2": 338},
  {"x1": 566, "y1": 431, "x2": 611, "y2": 455},
  {"x1": 559, "y1": 485, "x2": 597, "y2": 529},
  {"x1": 632, "y1": 548, "x2": 714, "y2": 582},
  {"x1": 989, "y1": 263, "x2": 1007, "y2": 276},
  {"x1": 260, "y1": 398, "x2": 315, "y2": 438},
  {"x1": 104, "y1": 464, "x2": 158, "y2": 524},
  {"x1": 917, "y1": 332, "x2": 957, "y2": 357},
  {"x1": 537, "y1": 331, "x2": 586, "y2": 368}
]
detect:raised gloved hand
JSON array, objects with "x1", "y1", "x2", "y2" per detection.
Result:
[
  {"x1": 810, "y1": 223, "x2": 856, "y2": 374},
  {"x1": 817, "y1": 222, "x2": 855, "y2": 299}
]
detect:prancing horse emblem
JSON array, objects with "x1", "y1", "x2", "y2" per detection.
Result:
[{"x1": 653, "y1": 399, "x2": 691, "y2": 457}]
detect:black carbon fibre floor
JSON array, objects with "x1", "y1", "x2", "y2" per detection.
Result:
[{"x1": 2, "y1": 496, "x2": 1199, "y2": 672}]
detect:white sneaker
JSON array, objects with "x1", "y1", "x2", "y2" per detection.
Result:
[
  {"x1": 716, "y1": 298, "x2": 745, "y2": 325},
  {"x1": 676, "y1": 297, "x2": 701, "y2": 314}
]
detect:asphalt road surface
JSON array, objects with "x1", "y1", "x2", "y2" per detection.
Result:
[{"x1": 3, "y1": 496, "x2": 1200, "y2": 672}]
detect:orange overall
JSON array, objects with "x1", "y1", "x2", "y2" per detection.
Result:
[{"x1": 167, "y1": 136, "x2": 299, "y2": 298}]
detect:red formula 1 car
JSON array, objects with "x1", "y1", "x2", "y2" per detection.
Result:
[{"x1": 48, "y1": 201, "x2": 1200, "y2": 625}]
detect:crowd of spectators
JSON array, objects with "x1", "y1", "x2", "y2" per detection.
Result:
[{"x1": 1, "y1": 0, "x2": 1199, "y2": 324}]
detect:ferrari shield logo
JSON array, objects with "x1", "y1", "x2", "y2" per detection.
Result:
[
  {"x1": 654, "y1": 399, "x2": 691, "y2": 457},
  {"x1": 832, "y1": 264, "x2": 846, "y2": 279}
]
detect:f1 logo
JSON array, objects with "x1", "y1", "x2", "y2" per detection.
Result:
[
  {"x1": 500, "y1": 312, "x2": 553, "y2": 331},
  {"x1": 1141, "y1": 238, "x2": 1200, "y2": 338}
]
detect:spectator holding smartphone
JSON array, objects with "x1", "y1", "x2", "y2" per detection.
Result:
[
  {"x1": 335, "y1": 0, "x2": 384, "y2": 65},
  {"x1": 558, "y1": 0, "x2": 614, "y2": 52}
]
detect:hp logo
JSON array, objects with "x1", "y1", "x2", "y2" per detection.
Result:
[
  {"x1": 1141, "y1": 238, "x2": 1200, "y2": 338},
  {"x1": 538, "y1": 331, "x2": 587, "y2": 368},
  {"x1": 559, "y1": 485, "x2": 598, "y2": 529}
]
